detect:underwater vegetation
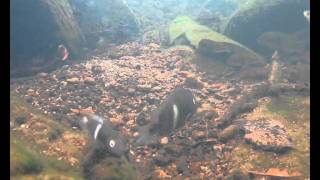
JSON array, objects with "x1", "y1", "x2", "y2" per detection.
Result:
[{"x1": 10, "y1": 0, "x2": 309, "y2": 179}]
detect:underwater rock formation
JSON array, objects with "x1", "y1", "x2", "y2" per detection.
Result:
[
  {"x1": 223, "y1": 0, "x2": 309, "y2": 55},
  {"x1": 243, "y1": 119, "x2": 293, "y2": 153},
  {"x1": 168, "y1": 16, "x2": 267, "y2": 81}
]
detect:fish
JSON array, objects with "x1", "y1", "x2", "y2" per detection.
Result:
[
  {"x1": 57, "y1": 44, "x2": 69, "y2": 61},
  {"x1": 303, "y1": 10, "x2": 310, "y2": 23},
  {"x1": 136, "y1": 87, "x2": 198, "y2": 145},
  {"x1": 80, "y1": 113, "x2": 128, "y2": 157}
]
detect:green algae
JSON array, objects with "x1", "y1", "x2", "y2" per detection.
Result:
[
  {"x1": 10, "y1": 135, "x2": 83, "y2": 179},
  {"x1": 10, "y1": 94, "x2": 84, "y2": 179},
  {"x1": 11, "y1": 138, "x2": 44, "y2": 175}
]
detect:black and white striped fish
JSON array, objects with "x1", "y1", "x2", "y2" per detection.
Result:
[
  {"x1": 80, "y1": 113, "x2": 128, "y2": 157},
  {"x1": 136, "y1": 87, "x2": 198, "y2": 145}
]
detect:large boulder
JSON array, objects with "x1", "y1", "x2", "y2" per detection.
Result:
[
  {"x1": 243, "y1": 119, "x2": 293, "y2": 153},
  {"x1": 169, "y1": 16, "x2": 268, "y2": 80},
  {"x1": 223, "y1": 0, "x2": 309, "y2": 56},
  {"x1": 169, "y1": 16, "x2": 263, "y2": 61}
]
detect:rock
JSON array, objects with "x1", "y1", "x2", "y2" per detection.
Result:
[
  {"x1": 127, "y1": 88, "x2": 136, "y2": 96},
  {"x1": 176, "y1": 156, "x2": 189, "y2": 175},
  {"x1": 66, "y1": 77, "x2": 80, "y2": 84},
  {"x1": 218, "y1": 124, "x2": 240, "y2": 142},
  {"x1": 206, "y1": 88, "x2": 219, "y2": 94},
  {"x1": 226, "y1": 169, "x2": 248, "y2": 180},
  {"x1": 37, "y1": 72, "x2": 48, "y2": 78},
  {"x1": 83, "y1": 77, "x2": 95, "y2": 84},
  {"x1": 153, "y1": 153, "x2": 172, "y2": 166},
  {"x1": 15, "y1": 116, "x2": 27, "y2": 125},
  {"x1": 164, "y1": 144, "x2": 183, "y2": 155},
  {"x1": 169, "y1": 16, "x2": 263, "y2": 62},
  {"x1": 223, "y1": 0, "x2": 309, "y2": 56},
  {"x1": 137, "y1": 84, "x2": 152, "y2": 92},
  {"x1": 136, "y1": 112, "x2": 148, "y2": 126},
  {"x1": 149, "y1": 43, "x2": 160, "y2": 49},
  {"x1": 243, "y1": 119, "x2": 293, "y2": 153},
  {"x1": 221, "y1": 87, "x2": 241, "y2": 96},
  {"x1": 133, "y1": 132, "x2": 139, "y2": 137},
  {"x1": 192, "y1": 130, "x2": 206, "y2": 139},
  {"x1": 189, "y1": 162, "x2": 202, "y2": 174},
  {"x1": 184, "y1": 77, "x2": 203, "y2": 89},
  {"x1": 152, "y1": 86, "x2": 162, "y2": 92},
  {"x1": 27, "y1": 89, "x2": 35, "y2": 96},
  {"x1": 109, "y1": 117, "x2": 124, "y2": 126},
  {"x1": 48, "y1": 128, "x2": 62, "y2": 141},
  {"x1": 153, "y1": 169, "x2": 171, "y2": 178},
  {"x1": 160, "y1": 137, "x2": 169, "y2": 145}
]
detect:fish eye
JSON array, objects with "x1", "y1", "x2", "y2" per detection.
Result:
[{"x1": 109, "y1": 139, "x2": 116, "y2": 148}]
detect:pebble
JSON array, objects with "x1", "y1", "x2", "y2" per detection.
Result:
[
  {"x1": 160, "y1": 137, "x2": 169, "y2": 144},
  {"x1": 218, "y1": 124, "x2": 240, "y2": 142},
  {"x1": 15, "y1": 116, "x2": 27, "y2": 125},
  {"x1": 133, "y1": 132, "x2": 139, "y2": 137},
  {"x1": 84, "y1": 77, "x2": 95, "y2": 84},
  {"x1": 37, "y1": 72, "x2": 48, "y2": 78},
  {"x1": 192, "y1": 130, "x2": 206, "y2": 139},
  {"x1": 66, "y1": 77, "x2": 80, "y2": 84}
]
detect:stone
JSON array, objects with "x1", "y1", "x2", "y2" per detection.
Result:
[
  {"x1": 37, "y1": 72, "x2": 48, "y2": 78},
  {"x1": 137, "y1": 84, "x2": 152, "y2": 92},
  {"x1": 66, "y1": 77, "x2": 80, "y2": 84},
  {"x1": 15, "y1": 116, "x2": 27, "y2": 125},
  {"x1": 160, "y1": 137, "x2": 169, "y2": 145},
  {"x1": 83, "y1": 77, "x2": 95, "y2": 84},
  {"x1": 218, "y1": 124, "x2": 240, "y2": 142},
  {"x1": 153, "y1": 153, "x2": 172, "y2": 166},
  {"x1": 192, "y1": 130, "x2": 206, "y2": 139},
  {"x1": 243, "y1": 119, "x2": 293, "y2": 153}
]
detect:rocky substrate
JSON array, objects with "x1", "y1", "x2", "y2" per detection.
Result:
[
  {"x1": 10, "y1": 42, "x2": 304, "y2": 179},
  {"x1": 243, "y1": 119, "x2": 293, "y2": 153}
]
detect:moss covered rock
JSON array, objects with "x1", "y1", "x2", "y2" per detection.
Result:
[
  {"x1": 223, "y1": 0, "x2": 309, "y2": 56},
  {"x1": 169, "y1": 16, "x2": 263, "y2": 61},
  {"x1": 169, "y1": 16, "x2": 267, "y2": 80}
]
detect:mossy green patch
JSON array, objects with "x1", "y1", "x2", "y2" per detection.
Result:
[
  {"x1": 10, "y1": 138, "x2": 44, "y2": 175},
  {"x1": 11, "y1": 133, "x2": 83, "y2": 179},
  {"x1": 10, "y1": 94, "x2": 84, "y2": 179}
]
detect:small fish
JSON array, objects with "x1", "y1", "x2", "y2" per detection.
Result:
[
  {"x1": 136, "y1": 87, "x2": 198, "y2": 145},
  {"x1": 303, "y1": 10, "x2": 310, "y2": 23},
  {"x1": 80, "y1": 113, "x2": 128, "y2": 157},
  {"x1": 57, "y1": 44, "x2": 69, "y2": 61}
]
